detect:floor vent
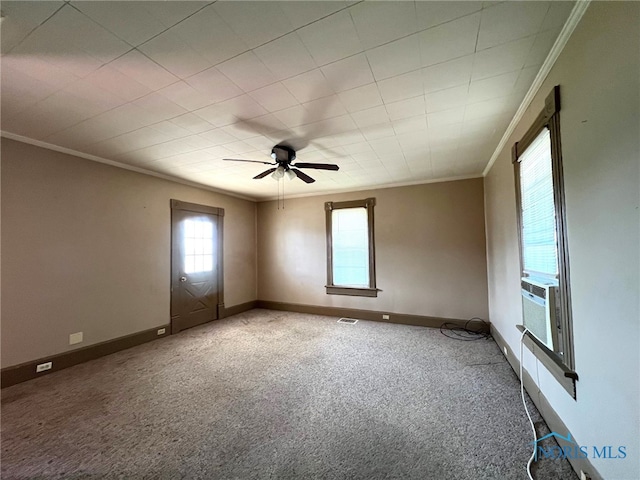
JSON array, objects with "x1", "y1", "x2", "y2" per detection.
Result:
[{"x1": 337, "y1": 318, "x2": 358, "y2": 325}]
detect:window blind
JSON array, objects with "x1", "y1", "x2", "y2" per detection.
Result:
[
  {"x1": 332, "y1": 207, "x2": 369, "y2": 287},
  {"x1": 519, "y1": 127, "x2": 558, "y2": 277}
]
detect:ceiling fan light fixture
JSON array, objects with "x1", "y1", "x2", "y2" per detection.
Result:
[
  {"x1": 285, "y1": 169, "x2": 296, "y2": 181},
  {"x1": 271, "y1": 165, "x2": 285, "y2": 180}
]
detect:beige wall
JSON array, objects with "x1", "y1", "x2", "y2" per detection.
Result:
[
  {"x1": 258, "y1": 178, "x2": 488, "y2": 321},
  {"x1": 484, "y1": 3, "x2": 639, "y2": 479},
  {"x1": 1, "y1": 138, "x2": 257, "y2": 367}
]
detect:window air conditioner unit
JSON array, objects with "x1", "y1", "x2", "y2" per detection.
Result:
[{"x1": 521, "y1": 277, "x2": 560, "y2": 352}]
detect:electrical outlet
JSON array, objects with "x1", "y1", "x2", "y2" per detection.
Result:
[
  {"x1": 36, "y1": 362, "x2": 52, "y2": 373},
  {"x1": 382, "y1": 314, "x2": 390, "y2": 320},
  {"x1": 580, "y1": 471, "x2": 591, "y2": 480},
  {"x1": 69, "y1": 332, "x2": 83, "y2": 345},
  {"x1": 503, "y1": 346, "x2": 508, "y2": 357},
  {"x1": 157, "y1": 328, "x2": 166, "y2": 335}
]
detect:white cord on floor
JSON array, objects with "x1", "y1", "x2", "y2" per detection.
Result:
[{"x1": 520, "y1": 328, "x2": 537, "y2": 480}]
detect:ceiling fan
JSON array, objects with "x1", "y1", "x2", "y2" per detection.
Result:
[{"x1": 223, "y1": 144, "x2": 339, "y2": 184}]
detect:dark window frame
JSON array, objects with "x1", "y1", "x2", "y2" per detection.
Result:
[
  {"x1": 325, "y1": 198, "x2": 378, "y2": 297},
  {"x1": 512, "y1": 86, "x2": 577, "y2": 398}
]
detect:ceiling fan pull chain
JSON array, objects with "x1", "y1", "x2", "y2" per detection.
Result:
[{"x1": 277, "y1": 177, "x2": 284, "y2": 210}]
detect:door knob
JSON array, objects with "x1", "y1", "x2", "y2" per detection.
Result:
[{"x1": 179, "y1": 276, "x2": 187, "y2": 282}]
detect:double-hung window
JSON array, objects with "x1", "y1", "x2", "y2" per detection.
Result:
[
  {"x1": 513, "y1": 86, "x2": 577, "y2": 396},
  {"x1": 325, "y1": 198, "x2": 377, "y2": 297}
]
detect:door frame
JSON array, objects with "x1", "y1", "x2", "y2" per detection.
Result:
[{"x1": 170, "y1": 199, "x2": 224, "y2": 334}]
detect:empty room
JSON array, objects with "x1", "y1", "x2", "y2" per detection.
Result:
[{"x1": 1, "y1": 1, "x2": 638, "y2": 479}]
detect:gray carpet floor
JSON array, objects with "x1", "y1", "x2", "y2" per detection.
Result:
[{"x1": 1, "y1": 309, "x2": 577, "y2": 479}]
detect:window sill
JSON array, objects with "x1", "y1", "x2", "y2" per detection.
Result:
[
  {"x1": 325, "y1": 286, "x2": 379, "y2": 297},
  {"x1": 516, "y1": 324, "x2": 578, "y2": 399}
]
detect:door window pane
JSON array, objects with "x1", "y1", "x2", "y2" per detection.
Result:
[{"x1": 183, "y1": 218, "x2": 214, "y2": 273}]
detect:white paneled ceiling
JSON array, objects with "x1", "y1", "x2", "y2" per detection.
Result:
[{"x1": 1, "y1": 1, "x2": 574, "y2": 200}]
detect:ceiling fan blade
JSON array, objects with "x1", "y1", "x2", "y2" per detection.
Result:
[
  {"x1": 234, "y1": 117, "x2": 309, "y2": 152},
  {"x1": 286, "y1": 137, "x2": 309, "y2": 151},
  {"x1": 253, "y1": 168, "x2": 277, "y2": 179},
  {"x1": 223, "y1": 158, "x2": 274, "y2": 165},
  {"x1": 308, "y1": 140, "x2": 348, "y2": 160},
  {"x1": 292, "y1": 162, "x2": 339, "y2": 171},
  {"x1": 292, "y1": 169, "x2": 315, "y2": 184}
]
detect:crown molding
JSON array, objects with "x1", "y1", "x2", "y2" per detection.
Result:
[
  {"x1": 1, "y1": 132, "x2": 480, "y2": 203},
  {"x1": 0, "y1": 131, "x2": 257, "y2": 202},
  {"x1": 482, "y1": 0, "x2": 591, "y2": 177},
  {"x1": 258, "y1": 174, "x2": 483, "y2": 202}
]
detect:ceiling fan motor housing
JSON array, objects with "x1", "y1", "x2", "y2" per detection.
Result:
[{"x1": 272, "y1": 144, "x2": 296, "y2": 164}]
